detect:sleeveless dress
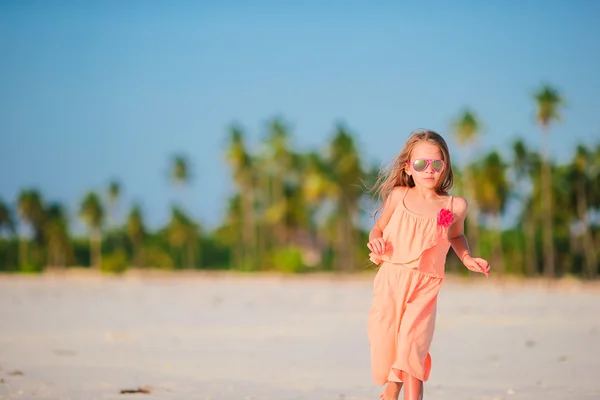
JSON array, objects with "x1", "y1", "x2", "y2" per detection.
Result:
[{"x1": 367, "y1": 187, "x2": 454, "y2": 384}]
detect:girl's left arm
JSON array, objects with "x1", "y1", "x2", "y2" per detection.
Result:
[
  {"x1": 448, "y1": 196, "x2": 470, "y2": 261},
  {"x1": 448, "y1": 197, "x2": 490, "y2": 277}
]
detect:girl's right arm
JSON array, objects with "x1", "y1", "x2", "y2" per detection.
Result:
[{"x1": 368, "y1": 187, "x2": 402, "y2": 255}]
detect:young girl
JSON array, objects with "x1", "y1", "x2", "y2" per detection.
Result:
[{"x1": 367, "y1": 129, "x2": 490, "y2": 400}]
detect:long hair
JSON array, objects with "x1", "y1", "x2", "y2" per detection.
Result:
[{"x1": 370, "y1": 129, "x2": 454, "y2": 219}]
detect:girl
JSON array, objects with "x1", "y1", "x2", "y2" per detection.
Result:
[{"x1": 367, "y1": 129, "x2": 490, "y2": 400}]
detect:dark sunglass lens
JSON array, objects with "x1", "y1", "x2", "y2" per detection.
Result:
[{"x1": 413, "y1": 159, "x2": 427, "y2": 171}]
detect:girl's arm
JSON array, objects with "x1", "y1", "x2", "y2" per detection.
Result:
[
  {"x1": 448, "y1": 197, "x2": 490, "y2": 276},
  {"x1": 447, "y1": 196, "x2": 471, "y2": 261},
  {"x1": 368, "y1": 187, "x2": 403, "y2": 254}
]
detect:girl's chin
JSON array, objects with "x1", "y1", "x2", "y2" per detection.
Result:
[{"x1": 414, "y1": 182, "x2": 438, "y2": 190}]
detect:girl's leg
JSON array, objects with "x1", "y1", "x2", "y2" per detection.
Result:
[
  {"x1": 369, "y1": 264, "x2": 406, "y2": 386},
  {"x1": 380, "y1": 380, "x2": 402, "y2": 400},
  {"x1": 400, "y1": 371, "x2": 423, "y2": 400}
]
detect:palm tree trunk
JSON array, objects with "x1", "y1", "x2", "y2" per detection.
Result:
[
  {"x1": 132, "y1": 244, "x2": 139, "y2": 268},
  {"x1": 334, "y1": 206, "x2": 345, "y2": 271},
  {"x1": 242, "y1": 195, "x2": 251, "y2": 269},
  {"x1": 187, "y1": 241, "x2": 195, "y2": 269},
  {"x1": 348, "y1": 205, "x2": 359, "y2": 272},
  {"x1": 463, "y1": 170, "x2": 480, "y2": 255},
  {"x1": 48, "y1": 244, "x2": 56, "y2": 268},
  {"x1": 59, "y1": 243, "x2": 66, "y2": 268},
  {"x1": 492, "y1": 213, "x2": 504, "y2": 274},
  {"x1": 541, "y1": 127, "x2": 555, "y2": 277},
  {"x1": 256, "y1": 223, "x2": 265, "y2": 271},
  {"x1": 242, "y1": 187, "x2": 257, "y2": 270},
  {"x1": 19, "y1": 238, "x2": 27, "y2": 268},
  {"x1": 576, "y1": 184, "x2": 597, "y2": 278},
  {"x1": 336, "y1": 201, "x2": 353, "y2": 272},
  {"x1": 338, "y1": 216, "x2": 347, "y2": 271},
  {"x1": 137, "y1": 245, "x2": 145, "y2": 268},
  {"x1": 197, "y1": 239, "x2": 202, "y2": 270},
  {"x1": 524, "y1": 215, "x2": 538, "y2": 276},
  {"x1": 277, "y1": 174, "x2": 288, "y2": 246},
  {"x1": 91, "y1": 229, "x2": 102, "y2": 269},
  {"x1": 234, "y1": 238, "x2": 242, "y2": 270}
]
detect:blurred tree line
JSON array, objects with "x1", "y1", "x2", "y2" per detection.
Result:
[{"x1": 0, "y1": 84, "x2": 599, "y2": 278}]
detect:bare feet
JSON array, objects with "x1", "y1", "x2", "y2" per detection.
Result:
[{"x1": 379, "y1": 381, "x2": 401, "y2": 400}]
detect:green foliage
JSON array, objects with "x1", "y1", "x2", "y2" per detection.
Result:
[
  {"x1": 200, "y1": 234, "x2": 231, "y2": 270},
  {"x1": 19, "y1": 261, "x2": 44, "y2": 274},
  {"x1": 79, "y1": 192, "x2": 104, "y2": 229},
  {"x1": 0, "y1": 239, "x2": 18, "y2": 271},
  {"x1": 72, "y1": 237, "x2": 91, "y2": 267},
  {"x1": 5, "y1": 96, "x2": 600, "y2": 278},
  {"x1": 500, "y1": 229, "x2": 526, "y2": 275},
  {"x1": 101, "y1": 249, "x2": 128, "y2": 274},
  {"x1": 171, "y1": 155, "x2": 191, "y2": 185},
  {"x1": 268, "y1": 246, "x2": 306, "y2": 273},
  {"x1": 0, "y1": 198, "x2": 15, "y2": 235},
  {"x1": 534, "y1": 84, "x2": 564, "y2": 127},
  {"x1": 143, "y1": 246, "x2": 175, "y2": 270},
  {"x1": 451, "y1": 109, "x2": 482, "y2": 146}
]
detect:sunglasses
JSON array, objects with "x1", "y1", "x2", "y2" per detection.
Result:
[{"x1": 410, "y1": 159, "x2": 445, "y2": 172}]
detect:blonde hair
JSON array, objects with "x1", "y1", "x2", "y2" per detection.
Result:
[{"x1": 371, "y1": 129, "x2": 454, "y2": 219}]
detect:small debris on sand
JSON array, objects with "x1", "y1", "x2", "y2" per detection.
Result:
[{"x1": 120, "y1": 386, "x2": 151, "y2": 394}]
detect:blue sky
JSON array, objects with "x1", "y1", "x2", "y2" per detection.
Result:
[{"x1": 1, "y1": 0, "x2": 599, "y2": 233}]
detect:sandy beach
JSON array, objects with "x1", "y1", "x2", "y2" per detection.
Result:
[{"x1": 0, "y1": 271, "x2": 599, "y2": 400}]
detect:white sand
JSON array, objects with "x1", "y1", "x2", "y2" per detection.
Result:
[{"x1": 0, "y1": 271, "x2": 599, "y2": 400}]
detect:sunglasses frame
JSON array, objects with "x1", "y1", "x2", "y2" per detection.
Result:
[{"x1": 409, "y1": 158, "x2": 445, "y2": 173}]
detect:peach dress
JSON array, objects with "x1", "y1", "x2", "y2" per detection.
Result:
[{"x1": 368, "y1": 187, "x2": 453, "y2": 384}]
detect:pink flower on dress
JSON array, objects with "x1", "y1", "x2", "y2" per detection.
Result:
[{"x1": 437, "y1": 208, "x2": 454, "y2": 227}]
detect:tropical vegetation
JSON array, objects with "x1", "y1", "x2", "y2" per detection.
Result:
[{"x1": 1, "y1": 84, "x2": 598, "y2": 278}]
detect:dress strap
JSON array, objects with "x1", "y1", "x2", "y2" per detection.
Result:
[{"x1": 401, "y1": 185, "x2": 410, "y2": 200}]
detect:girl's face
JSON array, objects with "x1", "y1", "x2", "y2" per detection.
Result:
[{"x1": 406, "y1": 141, "x2": 445, "y2": 190}]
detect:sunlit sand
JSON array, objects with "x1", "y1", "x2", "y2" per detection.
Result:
[{"x1": 0, "y1": 271, "x2": 598, "y2": 399}]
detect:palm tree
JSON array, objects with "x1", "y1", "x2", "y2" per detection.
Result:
[
  {"x1": 512, "y1": 139, "x2": 541, "y2": 276},
  {"x1": 171, "y1": 155, "x2": 189, "y2": 184},
  {"x1": 299, "y1": 151, "x2": 335, "y2": 267},
  {"x1": 79, "y1": 191, "x2": 104, "y2": 268},
  {"x1": 170, "y1": 154, "x2": 191, "y2": 208},
  {"x1": 472, "y1": 151, "x2": 509, "y2": 274},
  {"x1": 44, "y1": 202, "x2": 71, "y2": 268},
  {"x1": 126, "y1": 203, "x2": 146, "y2": 268},
  {"x1": 592, "y1": 144, "x2": 600, "y2": 265},
  {"x1": 0, "y1": 199, "x2": 15, "y2": 268},
  {"x1": 303, "y1": 151, "x2": 333, "y2": 222},
  {"x1": 534, "y1": 84, "x2": 564, "y2": 277},
  {"x1": 451, "y1": 109, "x2": 483, "y2": 254},
  {"x1": 218, "y1": 195, "x2": 244, "y2": 269},
  {"x1": 568, "y1": 145, "x2": 597, "y2": 278},
  {"x1": 225, "y1": 125, "x2": 257, "y2": 270},
  {"x1": 328, "y1": 123, "x2": 364, "y2": 271},
  {"x1": 0, "y1": 198, "x2": 15, "y2": 236},
  {"x1": 165, "y1": 206, "x2": 199, "y2": 269},
  {"x1": 107, "y1": 179, "x2": 121, "y2": 230},
  {"x1": 17, "y1": 189, "x2": 45, "y2": 267},
  {"x1": 263, "y1": 118, "x2": 294, "y2": 245}
]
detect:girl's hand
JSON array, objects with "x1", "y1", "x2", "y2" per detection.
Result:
[
  {"x1": 463, "y1": 255, "x2": 490, "y2": 277},
  {"x1": 367, "y1": 238, "x2": 389, "y2": 256}
]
